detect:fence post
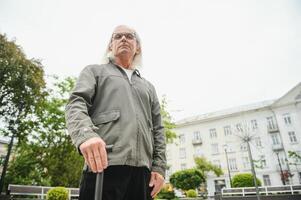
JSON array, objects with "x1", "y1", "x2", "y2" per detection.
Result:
[
  {"x1": 69, "y1": 188, "x2": 71, "y2": 200},
  {"x1": 242, "y1": 188, "x2": 245, "y2": 196},
  {"x1": 41, "y1": 186, "x2": 44, "y2": 200},
  {"x1": 290, "y1": 185, "x2": 293, "y2": 194},
  {"x1": 265, "y1": 186, "x2": 267, "y2": 195}
]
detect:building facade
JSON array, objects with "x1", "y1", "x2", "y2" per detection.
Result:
[{"x1": 167, "y1": 83, "x2": 301, "y2": 196}]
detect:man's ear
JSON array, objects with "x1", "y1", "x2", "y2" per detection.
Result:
[
  {"x1": 109, "y1": 41, "x2": 113, "y2": 51},
  {"x1": 136, "y1": 46, "x2": 141, "y2": 55}
]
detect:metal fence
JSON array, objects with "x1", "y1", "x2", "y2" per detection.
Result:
[
  {"x1": 8, "y1": 184, "x2": 79, "y2": 200},
  {"x1": 221, "y1": 184, "x2": 301, "y2": 196}
]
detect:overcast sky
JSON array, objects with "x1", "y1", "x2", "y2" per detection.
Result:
[{"x1": 1, "y1": 0, "x2": 300, "y2": 121}]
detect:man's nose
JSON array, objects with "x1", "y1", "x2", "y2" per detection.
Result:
[{"x1": 121, "y1": 35, "x2": 127, "y2": 41}]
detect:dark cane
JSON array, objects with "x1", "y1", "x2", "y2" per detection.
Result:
[{"x1": 94, "y1": 145, "x2": 113, "y2": 200}]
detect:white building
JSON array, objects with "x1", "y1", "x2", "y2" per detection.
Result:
[{"x1": 167, "y1": 82, "x2": 301, "y2": 196}]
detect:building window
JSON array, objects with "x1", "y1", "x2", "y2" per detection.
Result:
[
  {"x1": 236, "y1": 123, "x2": 243, "y2": 132},
  {"x1": 240, "y1": 143, "x2": 247, "y2": 151},
  {"x1": 195, "y1": 147, "x2": 202, "y2": 157},
  {"x1": 166, "y1": 167, "x2": 172, "y2": 177},
  {"x1": 288, "y1": 131, "x2": 298, "y2": 143},
  {"x1": 242, "y1": 157, "x2": 250, "y2": 169},
  {"x1": 166, "y1": 148, "x2": 172, "y2": 160},
  {"x1": 179, "y1": 134, "x2": 185, "y2": 144},
  {"x1": 193, "y1": 131, "x2": 201, "y2": 141},
  {"x1": 213, "y1": 160, "x2": 221, "y2": 168},
  {"x1": 260, "y1": 156, "x2": 267, "y2": 168},
  {"x1": 283, "y1": 114, "x2": 292, "y2": 125},
  {"x1": 263, "y1": 175, "x2": 271, "y2": 186},
  {"x1": 179, "y1": 148, "x2": 186, "y2": 159},
  {"x1": 210, "y1": 129, "x2": 217, "y2": 138},
  {"x1": 224, "y1": 126, "x2": 232, "y2": 136},
  {"x1": 267, "y1": 116, "x2": 277, "y2": 130},
  {"x1": 211, "y1": 143, "x2": 219, "y2": 155},
  {"x1": 229, "y1": 158, "x2": 237, "y2": 171},
  {"x1": 181, "y1": 163, "x2": 187, "y2": 170},
  {"x1": 255, "y1": 137, "x2": 262, "y2": 147},
  {"x1": 251, "y1": 119, "x2": 258, "y2": 130},
  {"x1": 271, "y1": 134, "x2": 280, "y2": 145}
]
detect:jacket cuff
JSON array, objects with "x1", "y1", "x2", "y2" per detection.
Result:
[
  {"x1": 151, "y1": 165, "x2": 166, "y2": 178},
  {"x1": 74, "y1": 127, "x2": 100, "y2": 154}
]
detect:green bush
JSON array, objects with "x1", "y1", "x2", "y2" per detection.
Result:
[
  {"x1": 156, "y1": 185, "x2": 175, "y2": 199},
  {"x1": 46, "y1": 187, "x2": 69, "y2": 200},
  {"x1": 169, "y1": 168, "x2": 204, "y2": 191},
  {"x1": 232, "y1": 173, "x2": 262, "y2": 188},
  {"x1": 186, "y1": 189, "x2": 197, "y2": 197}
]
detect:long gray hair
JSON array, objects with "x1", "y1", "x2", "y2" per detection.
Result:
[{"x1": 100, "y1": 26, "x2": 143, "y2": 69}]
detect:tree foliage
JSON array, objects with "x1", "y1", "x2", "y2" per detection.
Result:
[
  {"x1": 288, "y1": 151, "x2": 301, "y2": 162},
  {"x1": 169, "y1": 169, "x2": 204, "y2": 190},
  {"x1": 160, "y1": 95, "x2": 177, "y2": 143},
  {"x1": 194, "y1": 156, "x2": 223, "y2": 179},
  {"x1": 6, "y1": 77, "x2": 84, "y2": 187},
  {"x1": 232, "y1": 173, "x2": 261, "y2": 188},
  {"x1": 0, "y1": 33, "x2": 46, "y2": 141}
]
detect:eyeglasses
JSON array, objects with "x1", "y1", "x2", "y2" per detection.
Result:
[{"x1": 112, "y1": 32, "x2": 136, "y2": 40}]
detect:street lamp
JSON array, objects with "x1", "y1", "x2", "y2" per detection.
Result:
[
  {"x1": 223, "y1": 144, "x2": 232, "y2": 188},
  {"x1": 276, "y1": 152, "x2": 286, "y2": 185}
]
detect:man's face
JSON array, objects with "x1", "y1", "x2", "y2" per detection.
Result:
[{"x1": 109, "y1": 26, "x2": 140, "y2": 59}]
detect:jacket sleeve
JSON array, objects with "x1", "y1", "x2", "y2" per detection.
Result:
[
  {"x1": 65, "y1": 66, "x2": 100, "y2": 152},
  {"x1": 150, "y1": 85, "x2": 167, "y2": 178}
]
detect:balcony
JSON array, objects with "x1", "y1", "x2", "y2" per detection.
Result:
[
  {"x1": 192, "y1": 139, "x2": 202, "y2": 145},
  {"x1": 267, "y1": 125, "x2": 279, "y2": 133},
  {"x1": 272, "y1": 143, "x2": 284, "y2": 151}
]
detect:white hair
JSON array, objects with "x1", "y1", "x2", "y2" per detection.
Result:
[{"x1": 100, "y1": 27, "x2": 143, "y2": 69}]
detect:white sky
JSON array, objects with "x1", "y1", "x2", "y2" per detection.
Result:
[{"x1": 1, "y1": 0, "x2": 300, "y2": 121}]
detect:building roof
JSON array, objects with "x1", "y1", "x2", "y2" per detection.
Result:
[
  {"x1": 176, "y1": 82, "x2": 301, "y2": 127},
  {"x1": 176, "y1": 100, "x2": 275, "y2": 126}
]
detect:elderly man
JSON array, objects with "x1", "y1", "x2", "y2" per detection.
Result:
[{"x1": 65, "y1": 25, "x2": 166, "y2": 200}]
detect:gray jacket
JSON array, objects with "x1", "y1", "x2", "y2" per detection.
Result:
[{"x1": 65, "y1": 62, "x2": 166, "y2": 177}]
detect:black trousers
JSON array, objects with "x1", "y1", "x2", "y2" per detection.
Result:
[{"x1": 79, "y1": 165, "x2": 153, "y2": 200}]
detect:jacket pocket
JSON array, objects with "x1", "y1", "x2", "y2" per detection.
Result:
[
  {"x1": 92, "y1": 110, "x2": 120, "y2": 125},
  {"x1": 92, "y1": 110, "x2": 120, "y2": 145}
]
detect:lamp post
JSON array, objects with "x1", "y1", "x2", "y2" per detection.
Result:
[
  {"x1": 276, "y1": 152, "x2": 286, "y2": 185},
  {"x1": 223, "y1": 144, "x2": 232, "y2": 188}
]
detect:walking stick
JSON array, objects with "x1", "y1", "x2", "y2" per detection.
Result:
[{"x1": 94, "y1": 145, "x2": 113, "y2": 200}]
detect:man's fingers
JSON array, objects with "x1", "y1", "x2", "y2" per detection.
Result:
[
  {"x1": 92, "y1": 147, "x2": 103, "y2": 172},
  {"x1": 151, "y1": 183, "x2": 160, "y2": 197},
  {"x1": 149, "y1": 172, "x2": 155, "y2": 187},
  {"x1": 99, "y1": 144, "x2": 108, "y2": 169},
  {"x1": 86, "y1": 148, "x2": 97, "y2": 172}
]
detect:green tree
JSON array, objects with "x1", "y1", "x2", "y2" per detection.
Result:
[
  {"x1": 6, "y1": 77, "x2": 84, "y2": 187},
  {"x1": 160, "y1": 95, "x2": 177, "y2": 143},
  {"x1": 169, "y1": 169, "x2": 204, "y2": 191},
  {"x1": 0, "y1": 33, "x2": 46, "y2": 192},
  {"x1": 232, "y1": 173, "x2": 261, "y2": 188},
  {"x1": 288, "y1": 151, "x2": 301, "y2": 161},
  {"x1": 194, "y1": 156, "x2": 223, "y2": 179}
]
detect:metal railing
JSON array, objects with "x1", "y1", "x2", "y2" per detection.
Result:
[
  {"x1": 8, "y1": 184, "x2": 79, "y2": 199},
  {"x1": 221, "y1": 185, "x2": 301, "y2": 196}
]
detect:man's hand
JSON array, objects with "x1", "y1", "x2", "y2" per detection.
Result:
[
  {"x1": 149, "y1": 171, "x2": 164, "y2": 198},
  {"x1": 79, "y1": 137, "x2": 108, "y2": 173}
]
